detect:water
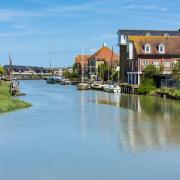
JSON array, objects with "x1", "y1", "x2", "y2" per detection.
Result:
[{"x1": 0, "y1": 80, "x2": 180, "y2": 180}]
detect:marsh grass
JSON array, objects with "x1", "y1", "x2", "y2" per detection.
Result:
[{"x1": 0, "y1": 81, "x2": 31, "y2": 113}]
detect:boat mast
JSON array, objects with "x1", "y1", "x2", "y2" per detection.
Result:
[
  {"x1": 107, "y1": 62, "x2": 110, "y2": 83},
  {"x1": 49, "y1": 43, "x2": 53, "y2": 76},
  {"x1": 9, "y1": 53, "x2": 13, "y2": 81},
  {"x1": 81, "y1": 42, "x2": 84, "y2": 83}
]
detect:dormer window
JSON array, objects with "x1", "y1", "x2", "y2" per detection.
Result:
[
  {"x1": 144, "y1": 44, "x2": 151, "y2": 53},
  {"x1": 163, "y1": 33, "x2": 169, "y2": 36},
  {"x1": 159, "y1": 43, "x2": 165, "y2": 54},
  {"x1": 145, "y1": 33, "x2": 151, "y2": 36}
]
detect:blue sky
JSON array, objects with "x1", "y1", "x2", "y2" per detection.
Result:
[{"x1": 0, "y1": 0, "x2": 179, "y2": 67}]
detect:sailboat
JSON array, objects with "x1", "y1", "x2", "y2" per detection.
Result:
[
  {"x1": 77, "y1": 43, "x2": 90, "y2": 90},
  {"x1": 103, "y1": 46, "x2": 121, "y2": 93}
]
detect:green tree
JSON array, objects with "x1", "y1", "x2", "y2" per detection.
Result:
[
  {"x1": 63, "y1": 70, "x2": 79, "y2": 80},
  {"x1": 143, "y1": 64, "x2": 160, "y2": 80},
  {"x1": 98, "y1": 64, "x2": 112, "y2": 81},
  {"x1": 0, "y1": 65, "x2": 4, "y2": 76},
  {"x1": 172, "y1": 61, "x2": 180, "y2": 81},
  {"x1": 138, "y1": 65, "x2": 160, "y2": 95},
  {"x1": 138, "y1": 79, "x2": 156, "y2": 95},
  {"x1": 0, "y1": 66, "x2": 4, "y2": 85}
]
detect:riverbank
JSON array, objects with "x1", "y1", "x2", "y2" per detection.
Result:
[{"x1": 0, "y1": 81, "x2": 31, "y2": 113}]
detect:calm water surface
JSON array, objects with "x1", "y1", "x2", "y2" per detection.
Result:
[{"x1": 0, "y1": 80, "x2": 180, "y2": 180}]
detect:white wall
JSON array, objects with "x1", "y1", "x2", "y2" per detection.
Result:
[{"x1": 129, "y1": 42, "x2": 134, "y2": 59}]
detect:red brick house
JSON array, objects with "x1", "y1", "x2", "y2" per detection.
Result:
[
  {"x1": 88, "y1": 43, "x2": 119, "y2": 75},
  {"x1": 75, "y1": 55, "x2": 91, "y2": 68},
  {"x1": 117, "y1": 29, "x2": 180, "y2": 84},
  {"x1": 75, "y1": 55, "x2": 91, "y2": 74}
]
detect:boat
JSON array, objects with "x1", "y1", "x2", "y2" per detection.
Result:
[
  {"x1": 59, "y1": 79, "x2": 71, "y2": 85},
  {"x1": 103, "y1": 84, "x2": 121, "y2": 93},
  {"x1": 46, "y1": 76, "x2": 62, "y2": 84},
  {"x1": 91, "y1": 81, "x2": 104, "y2": 91},
  {"x1": 77, "y1": 42, "x2": 90, "y2": 90},
  {"x1": 77, "y1": 83, "x2": 90, "y2": 90}
]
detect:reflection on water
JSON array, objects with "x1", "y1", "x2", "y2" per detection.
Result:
[
  {"x1": 1, "y1": 81, "x2": 180, "y2": 180},
  {"x1": 89, "y1": 92, "x2": 180, "y2": 152}
]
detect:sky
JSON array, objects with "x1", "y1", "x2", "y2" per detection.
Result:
[{"x1": 0, "y1": 0, "x2": 180, "y2": 67}]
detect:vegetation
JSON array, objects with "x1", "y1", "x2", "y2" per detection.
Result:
[
  {"x1": 172, "y1": 61, "x2": 180, "y2": 81},
  {"x1": 138, "y1": 79, "x2": 156, "y2": 95},
  {"x1": 0, "y1": 65, "x2": 4, "y2": 76},
  {"x1": 138, "y1": 65, "x2": 160, "y2": 95},
  {"x1": 0, "y1": 65, "x2": 4, "y2": 85},
  {"x1": 157, "y1": 87, "x2": 180, "y2": 99},
  {"x1": 0, "y1": 81, "x2": 31, "y2": 113},
  {"x1": 63, "y1": 70, "x2": 79, "y2": 80},
  {"x1": 98, "y1": 64, "x2": 112, "y2": 81}
]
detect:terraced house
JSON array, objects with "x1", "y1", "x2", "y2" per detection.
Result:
[{"x1": 118, "y1": 29, "x2": 180, "y2": 85}]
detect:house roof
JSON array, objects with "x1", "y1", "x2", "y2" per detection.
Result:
[
  {"x1": 118, "y1": 29, "x2": 180, "y2": 36},
  {"x1": 75, "y1": 55, "x2": 91, "y2": 65},
  {"x1": 88, "y1": 46, "x2": 119, "y2": 63},
  {"x1": 128, "y1": 36, "x2": 180, "y2": 55}
]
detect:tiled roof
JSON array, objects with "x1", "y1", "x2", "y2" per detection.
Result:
[
  {"x1": 88, "y1": 46, "x2": 119, "y2": 63},
  {"x1": 128, "y1": 36, "x2": 180, "y2": 55},
  {"x1": 75, "y1": 55, "x2": 91, "y2": 65},
  {"x1": 118, "y1": 29, "x2": 180, "y2": 36}
]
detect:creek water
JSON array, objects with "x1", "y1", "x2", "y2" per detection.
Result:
[{"x1": 0, "y1": 80, "x2": 180, "y2": 180}]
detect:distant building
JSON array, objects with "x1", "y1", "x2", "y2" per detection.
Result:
[
  {"x1": 75, "y1": 55, "x2": 91, "y2": 74},
  {"x1": 3, "y1": 65, "x2": 49, "y2": 76},
  {"x1": 88, "y1": 43, "x2": 119, "y2": 75},
  {"x1": 117, "y1": 29, "x2": 180, "y2": 84}
]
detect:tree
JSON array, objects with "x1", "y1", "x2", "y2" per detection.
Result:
[
  {"x1": 0, "y1": 65, "x2": 4, "y2": 76},
  {"x1": 172, "y1": 61, "x2": 180, "y2": 81},
  {"x1": 0, "y1": 66, "x2": 4, "y2": 85},
  {"x1": 143, "y1": 64, "x2": 160, "y2": 80},
  {"x1": 98, "y1": 64, "x2": 112, "y2": 81},
  {"x1": 138, "y1": 65, "x2": 160, "y2": 95},
  {"x1": 138, "y1": 79, "x2": 156, "y2": 94}
]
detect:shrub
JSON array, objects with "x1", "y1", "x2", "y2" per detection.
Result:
[{"x1": 138, "y1": 79, "x2": 156, "y2": 95}]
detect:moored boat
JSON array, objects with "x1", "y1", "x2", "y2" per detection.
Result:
[
  {"x1": 77, "y1": 83, "x2": 90, "y2": 90},
  {"x1": 103, "y1": 84, "x2": 121, "y2": 93},
  {"x1": 91, "y1": 81, "x2": 104, "y2": 91},
  {"x1": 46, "y1": 76, "x2": 62, "y2": 84}
]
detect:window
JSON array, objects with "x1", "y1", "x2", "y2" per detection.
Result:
[
  {"x1": 144, "y1": 44, "x2": 151, "y2": 53},
  {"x1": 145, "y1": 33, "x2": 151, "y2": 36},
  {"x1": 123, "y1": 33, "x2": 127, "y2": 40},
  {"x1": 153, "y1": 61, "x2": 160, "y2": 67},
  {"x1": 164, "y1": 62, "x2": 170, "y2": 68},
  {"x1": 144, "y1": 60, "x2": 148, "y2": 65},
  {"x1": 159, "y1": 43, "x2": 165, "y2": 54},
  {"x1": 163, "y1": 33, "x2": 169, "y2": 36}
]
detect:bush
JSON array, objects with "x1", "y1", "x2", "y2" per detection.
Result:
[{"x1": 138, "y1": 79, "x2": 156, "y2": 95}]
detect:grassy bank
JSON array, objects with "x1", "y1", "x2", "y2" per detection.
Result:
[
  {"x1": 156, "y1": 87, "x2": 180, "y2": 100},
  {"x1": 0, "y1": 81, "x2": 31, "y2": 113}
]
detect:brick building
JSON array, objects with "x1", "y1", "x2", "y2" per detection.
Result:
[
  {"x1": 117, "y1": 29, "x2": 180, "y2": 84},
  {"x1": 88, "y1": 43, "x2": 119, "y2": 75}
]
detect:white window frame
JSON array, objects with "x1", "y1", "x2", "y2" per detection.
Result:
[
  {"x1": 159, "y1": 43, "x2": 165, "y2": 54},
  {"x1": 145, "y1": 33, "x2": 151, "y2": 36},
  {"x1": 144, "y1": 44, "x2": 151, "y2": 53},
  {"x1": 163, "y1": 33, "x2": 169, "y2": 36}
]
